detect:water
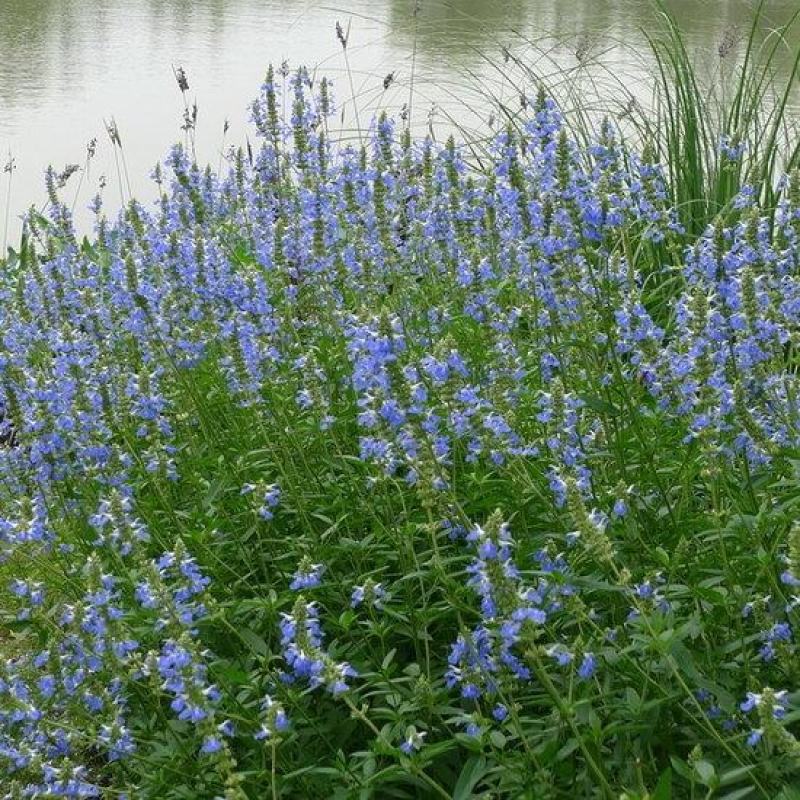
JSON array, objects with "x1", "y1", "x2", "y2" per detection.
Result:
[{"x1": 0, "y1": 0, "x2": 798, "y2": 236}]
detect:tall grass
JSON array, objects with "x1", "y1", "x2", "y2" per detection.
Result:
[{"x1": 642, "y1": 0, "x2": 800, "y2": 233}]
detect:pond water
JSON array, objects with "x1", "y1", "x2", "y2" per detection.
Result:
[{"x1": 0, "y1": 0, "x2": 798, "y2": 237}]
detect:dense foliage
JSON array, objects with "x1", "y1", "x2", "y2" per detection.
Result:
[{"x1": 3, "y1": 65, "x2": 800, "y2": 798}]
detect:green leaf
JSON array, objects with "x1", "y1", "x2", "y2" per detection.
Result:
[
  {"x1": 238, "y1": 628, "x2": 268, "y2": 656},
  {"x1": 338, "y1": 609, "x2": 357, "y2": 630},
  {"x1": 719, "y1": 788, "x2": 756, "y2": 800},
  {"x1": 578, "y1": 394, "x2": 621, "y2": 416},
  {"x1": 694, "y1": 760, "x2": 716, "y2": 787},
  {"x1": 669, "y1": 756, "x2": 693, "y2": 781},
  {"x1": 557, "y1": 739, "x2": 580, "y2": 760},
  {"x1": 453, "y1": 755, "x2": 487, "y2": 800},
  {"x1": 652, "y1": 768, "x2": 672, "y2": 800},
  {"x1": 719, "y1": 765, "x2": 755, "y2": 786},
  {"x1": 381, "y1": 648, "x2": 397, "y2": 670},
  {"x1": 489, "y1": 730, "x2": 507, "y2": 749}
]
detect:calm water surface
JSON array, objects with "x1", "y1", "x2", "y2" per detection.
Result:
[{"x1": 0, "y1": 0, "x2": 798, "y2": 233}]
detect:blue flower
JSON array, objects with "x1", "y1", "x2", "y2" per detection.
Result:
[
  {"x1": 577, "y1": 652, "x2": 597, "y2": 680},
  {"x1": 290, "y1": 561, "x2": 324, "y2": 591},
  {"x1": 492, "y1": 704, "x2": 509, "y2": 721},
  {"x1": 200, "y1": 735, "x2": 223, "y2": 755},
  {"x1": 280, "y1": 596, "x2": 357, "y2": 695},
  {"x1": 546, "y1": 645, "x2": 573, "y2": 667},
  {"x1": 254, "y1": 695, "x2": 290, "y2": 740},
  {"x1": 746, "y1": 728, "x2": 763, "y2": 747},
  {"x1": 464, "y1": 720, "x2": 483, "y2": 738},
  {"x1": 399, "y1": 729, "x2": 426, "y2": 754}
]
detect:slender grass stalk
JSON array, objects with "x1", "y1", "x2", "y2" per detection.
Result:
[
  {"x1": 105, "y1": 117, "x2": 132, "y2": 205},
  {"x1": 337, "y1": 19, "x2": 363, "y2": 146},
  {"x1": 407, "y1": 0, "x2": 421, "y2": 134},
  {"x1": 2, "y1": 151, "x2": 14, "y2": 256}
]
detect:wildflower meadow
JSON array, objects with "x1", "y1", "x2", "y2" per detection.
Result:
[{"x1": 3, "y1": 38, "x2": 800, "y2": 799}]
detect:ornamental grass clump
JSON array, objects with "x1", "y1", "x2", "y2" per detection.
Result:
[{"x1": 4, "y1": 60, "x2": 800, "y2": 799}]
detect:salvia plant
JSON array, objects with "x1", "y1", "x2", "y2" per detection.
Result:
[{"x1": 3, "y1": 59, "x2": 800, "y2": 799}]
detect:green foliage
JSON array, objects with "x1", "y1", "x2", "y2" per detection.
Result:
[{"x1": 3, "y1": 6, "x2": 800, "y2": 799}]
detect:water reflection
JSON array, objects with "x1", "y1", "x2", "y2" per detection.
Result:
[
  {"x1": 388, "y1": 0, "x2": 531, "y2": 53},
  {"x1": 0, "y1": 0, "x2": 797, "y2": 232},
  {"x1": 0, "y1": 0, "x2": 64, "y2": 107}
]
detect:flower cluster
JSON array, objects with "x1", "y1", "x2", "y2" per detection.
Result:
[
  {"x1": 446, "y1": 512, "x2": 579, "y2": 704},
  {"x1": 740, "y1": 688, "x2": 800, "y2": 755},
  {"x1": 279, "y1": 596, "x2": 357, "y2": 695}
]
